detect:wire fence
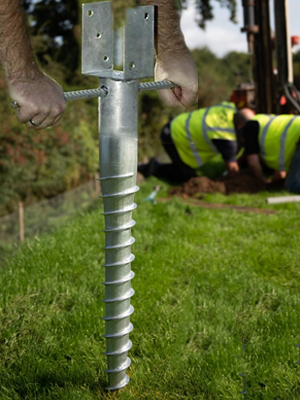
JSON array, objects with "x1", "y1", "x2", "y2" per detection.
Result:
[{"x1": 0, "y1": 176, "x2": 101, "y2": 246}]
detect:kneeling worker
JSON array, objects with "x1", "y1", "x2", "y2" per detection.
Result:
[
  {"x1": 242, "y1": 114, "x2": 300, "y2": 193},
  {"x1": 138, "y1": 102, "x2": 255, "y2": 183}
]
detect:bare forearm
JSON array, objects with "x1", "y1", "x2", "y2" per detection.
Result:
[
  {"x1": 139, "y1": 0, "x2": 187, "y2": 58},
  {"x1": 0, "y1": 0, "x2": 66, "y2": 129},
  {"x1": 139, "y1": 0, "x2": 197, "y2": 108},
  {"x1": 247, "y1": 155, "x2": 269, "y2": 184},
  {"x1": 0, "y1": 0, "x2": 40, "y2": 81},
  {"x1": 250, "y1": 164, "x2": 266, "y2": 182}
]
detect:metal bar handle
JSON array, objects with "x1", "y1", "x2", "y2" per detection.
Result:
[
  {"x1": 11, "y1": 80, "x2": 176, "y2": 109},
  {"x1": 64, "y1": 80, "x2": 176, "y2": 101}
]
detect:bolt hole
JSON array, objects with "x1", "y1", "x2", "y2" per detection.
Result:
[
  {"x1": 88, "y1": 10, "x2": 93, "y2": 17},
  {"x1": 103, "y1": 55, "x2": 109, "y2": 62},
  {"x1": 144, "y1": 13, "x2": 149, "y2": 20},
  {"x1": 96, "y1": 32, "x2": 102, "y2": 39},
  {"x1": 101, "y1": 86, "x2": 108, "y2": 96},
  {"x1": 129, "y1": 62, "x2": 136, "y2": 70}
]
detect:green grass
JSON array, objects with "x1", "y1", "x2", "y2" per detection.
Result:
[{"x1": 1, "y1": 178, "x2": 300, "y2": 399}]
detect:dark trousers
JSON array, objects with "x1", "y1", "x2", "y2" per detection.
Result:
[
  {"x1": 153, "y1": 122, "x2": 197, "y2": 184},
  {"x1": 285, "y1": 140, "x2": 300, "y2": 193}
]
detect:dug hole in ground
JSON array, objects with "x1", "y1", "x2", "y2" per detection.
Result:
[{"x1": 168, "y1": 169, "x2": 285, "y2": 197}]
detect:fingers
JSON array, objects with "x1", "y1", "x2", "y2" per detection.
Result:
[
  {"x1": 169, "y1": 79, "x2": 198, "y2": 109},
  {"x1": 24, "y1": 112, "x2": 63, "y2": 130},
  {"x1": 9, "y1": 72, "x2": 66, "y2": 129},
  {"x1": 158, "y1": 85, "x2": 198, "y2": 110},
  {"x1": 26, "y1": 116, "x2": 61, "y2": 129},
  {"x1": 17, "y1": 102, "x2": 65, "y2": 130},
  {"x1": 180, "y1": 86, "x2": 198, "y2": 109},
  {"x1": 158, "y1": 88, "x2": 185, "y2": 109},
  {"x1": 52, "y1": 113, "x2": 63, "y2": 127},
  {"x1": 154, "y1": 55, "x2": 198, "y2": 109}
]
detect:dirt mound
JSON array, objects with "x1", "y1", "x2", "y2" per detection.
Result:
[
  {"x1": 168, "y1": 170, "x2": 283, "y2": 197},
  {"x1": 221, "y1": 170, "x2": 266, "y2": 194},
  {"x1": 169, "y1": 176, "x2": 226, "y2": 198}
]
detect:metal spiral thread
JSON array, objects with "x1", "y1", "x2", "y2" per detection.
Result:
[
  {"x1": 100, "y1": 173, "x2": 138, "y2": 390},
  {"x1": 99, "y1": 79, "x2": 139, "y2": 390}
]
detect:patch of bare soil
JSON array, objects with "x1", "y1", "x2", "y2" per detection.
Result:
[
  {"x1": 221, "y1": 169, "x2": 266, "y2": 194},
  {"x1": 168, "y1": 170, "x2": 285, "y2": 197},
  {"x1": 169, "y1": 176, "x2": 226, "y2": 198}
]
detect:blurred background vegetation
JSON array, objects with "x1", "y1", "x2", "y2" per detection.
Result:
[{"x1": 1, "y1": 0, "x2": 300, "y2": 217}]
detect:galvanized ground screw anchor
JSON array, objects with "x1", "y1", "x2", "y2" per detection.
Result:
[
  {"x1": 239, "y1": 339, "x2": 247, "y2": 399},
  {"x1": 81, "y1": 1, "x2": 176, "y2": 391},
  {"x1": 295, "y1": 339, "x2": 300, "y2": 366}
]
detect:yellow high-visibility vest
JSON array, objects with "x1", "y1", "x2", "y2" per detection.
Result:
[
  {"x1": 170, "y1": 102, "x2": 237, "y2": 168},
  {"x1": 252, "y1": 114, "x2": 300, "y2": 171}
]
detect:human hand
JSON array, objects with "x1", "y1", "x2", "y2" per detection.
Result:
[
  {"x1": 272, "y1": 170, "x2": 287, "y2": 182},
  {"x1": 9, "y1": 72, "x2": 66, "y2": 129},
  {"x1": 225, "y1": 161, "x2": 239, "y2": 176},
  {"x1": 155, "y1": 49, "x2": 198, "y2": 109}
]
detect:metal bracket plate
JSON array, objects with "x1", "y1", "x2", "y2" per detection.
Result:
[
  {"x1": 82, "y1": 1, "x2": 154, "y2": 80},
  {"x1": 123, "y1": 6, "x2": 155, "y2": 79},
  {"x1": 82, "y1": 2, "x2": 114, "y2": 77}
]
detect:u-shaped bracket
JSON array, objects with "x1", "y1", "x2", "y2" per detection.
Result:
[{"x1": 82, "y1": 1, "x2": 155, "y2": 80}]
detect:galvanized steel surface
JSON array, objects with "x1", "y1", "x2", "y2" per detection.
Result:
[
  {"x1": 82, "y1": 2, "x2": 154, "y2": 80},
  {"x1": 99, "y1": 79, "x2": 139, "y2": 390},
  {"x1": 123, "y1": 6, "x2": 155, "y2": 79},
  {"x1": 82, "y1": 2, "x2": 114, "y2": 77},
  {"x1": 80, "y1": 1, "x2": 175, "y2": 391}
]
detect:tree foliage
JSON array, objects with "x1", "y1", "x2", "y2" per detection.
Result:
[{"x1": 21, "y1": 0, "x2": 80, "y2": 75}]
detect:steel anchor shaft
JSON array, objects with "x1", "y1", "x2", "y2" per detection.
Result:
[{"x1": 99, "y1": 79, "x2": 139, "y2": 390}]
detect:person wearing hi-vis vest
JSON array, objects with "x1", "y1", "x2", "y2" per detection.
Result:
[
  {"x1": 241, "y1": 114, "x2": 300, "y2": 193},
  {"x1": 138, "y1": 102, "x2": 255, "y2": 183}
]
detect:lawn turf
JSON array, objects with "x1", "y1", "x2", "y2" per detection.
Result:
[{"x1": 0, "y1": 178, "x2": 300, "y2": 399}]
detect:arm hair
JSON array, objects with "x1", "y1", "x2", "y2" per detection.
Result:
[{"x1": 0, "y1": 1, "x2": 40, "y2": 81}]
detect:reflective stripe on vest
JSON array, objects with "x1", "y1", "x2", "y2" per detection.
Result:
[
  {"x1": 171, "y1": 102, "x2": 237, "y2": 169},
  {"x1": 201, "y1": 107, "x2": 219, "y2": 158},
  {"x1": 279, "y1": 116, "x2": 298, "y2": 170},
  {"x1": 254, "y1": 114, "x2": 300, "y2": 171},
  {"x1": 259, "y1": 116, "x2": 277, "y2": 159},
  {"x1": 201, "y1": 103, "x2": 237, "y2": 161},
  {"x1": 186, "y1": 112, "x2": 203, "y2": 167}
]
